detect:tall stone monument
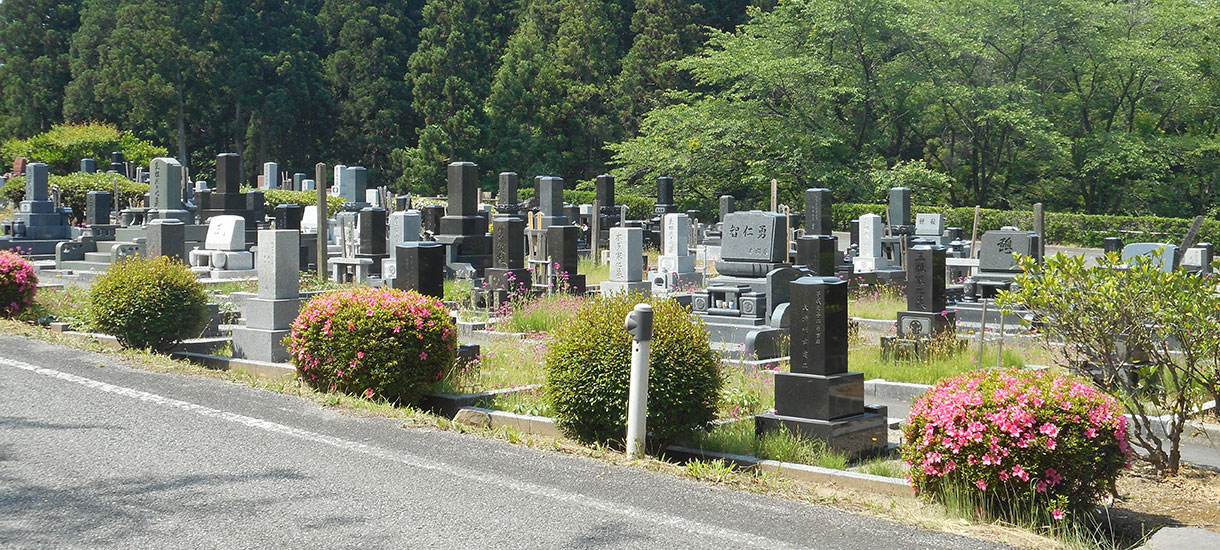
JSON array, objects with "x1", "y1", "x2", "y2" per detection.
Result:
[
  {"x1": 232, "y1": 229, "x2": 300, "y2": 363},
  {"x1": 600, "y1": 226, "x2": 649, "y2": 296},
  {"x1": 435, "y1": 161, "x2": 491, "y2": 276}
]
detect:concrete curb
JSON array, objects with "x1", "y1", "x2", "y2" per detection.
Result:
[
  {"x1": 452, "y1": 406, "x2": 560, "y2": 438},
  {"x1": 421, "y1": 386, "x2": 540, "y2": 418},
  {"x1": 170, "y1": 351, "x2": 297, "y2": 380},
  {"x1": 60, "y1": 331, "x2": 231, "y2": 355},
  {"x1": 442, "y1": 412, "x2": 916, "y2": 498},
  {"x1": 665, "y1": 446, "x2": 913, "y2": 498},
  {"x1": 864, "y1": 379, "x2": 932, "y2": 403}
]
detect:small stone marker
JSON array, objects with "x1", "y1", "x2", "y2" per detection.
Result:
[
  {"x1": 263, "y1": 162, "x2": 278, "y2": 190},
  {"x1": 389, "y1": 210, "x2": 422, "y2": 246},
  {"x1": 146, "y1": 219, "x2": 186, "y2": 261}
]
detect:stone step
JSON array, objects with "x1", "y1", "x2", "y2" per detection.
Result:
[
  {"x1": 58, "y1": 260, "x2": 112, "y2": 272},
  {"x1": 83, "y1": 252, "x2": 112, "y2": 263}
]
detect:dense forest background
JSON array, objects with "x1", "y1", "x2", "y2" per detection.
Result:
[{"x1": 1, "y1": 0, "x2": 1219, "y2": 218}]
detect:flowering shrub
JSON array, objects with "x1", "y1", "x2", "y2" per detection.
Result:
[
  {"x1": 0, "y1": 250, "x2": 37, "y2": 317},
  {"x1": 902, "y1": 368, "x2": 1130, "y2": 519},
  {"x1": 546, "y1": 292, "x2": 721, "y2": 448},
  {"x1": 287, "y1": 287, "x2": 457, "y2": 405},
  {"x1": 88, "y1": 256, "x2": 209, "y2": 351}
]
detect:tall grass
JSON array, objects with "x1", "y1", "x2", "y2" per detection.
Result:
[
  {"x1": 429, "y1": 338, "x2": 548, "y2": 394},
  {"x1": 686, "y1": 421, "x2": 861, "y2": 471},
  {"x1": 491, "y1": 292, "x2": 584, "y2": 334},
  {"x1": 848, "y1": 283, "x2": 907, "y2": 320}
]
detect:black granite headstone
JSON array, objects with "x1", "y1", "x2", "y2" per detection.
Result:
[
  {"x1": 81, "y1": 158, "x2": 96, "y2": 174},
  {"x1": 888, "y1": 187, "x2": 911, "y2": 228},
  {"x1": 796, "y1": 235, "x2": 837, "y2": 277},
  {"x1": 788, "y1": 277, "x2": 849, "y2": 377},
  {"x1": 86, "y1": 191, "x2": 111, "y2": 226},
  {"x1": 394, "y1": 241, "x2": 444, "y2": 299},
  {"x1": 906, "y1": 245, "x2": 947, "y2": 313},
  {"x1": 274, "y1": 204, "x2": 305, "y2": 230},
  {"x1": 109, "y1": 152, "x2": 125, "y2": 174},
  {"x1": 804, "y1": 188, "x2": 833, "y2": 235},
  {"x1": 1103, "y1": 237, "x2": 1123, "y2": 255},
  {"x1": 849, "y1": 220, "x2": 859, "y2": 247},
  {"x1": 546, "y1": 225, "x2": 579, "y2": 274},
  {"x1": 596, "y1": 174, "x2": 615, "y2": 210},
  {"x1": 494, "y1": 217, "x2": 526, "y2": 269},
  {"x1": 357, "y1": 207, "x2": 388, "y2": 255},
  {"x1": 422, "y1": 205, "x2": 445, "y2": 234},
  {"x1": 497, "y1": 172, "x2": 519, "y2": 216},
  {"x1": 216, "y1": 153, "x2": 241, "y2": 194}
]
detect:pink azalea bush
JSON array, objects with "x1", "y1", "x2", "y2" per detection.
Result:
[
  {"x1": 287, "y1": 287, "x2": 457, "y2": 405},
  {"x1": 0, "y1": 250, "x2": 37, "y2": 317},
  {"x1": 902, "y1": 368, "x2": 1130, "y2": 519}
]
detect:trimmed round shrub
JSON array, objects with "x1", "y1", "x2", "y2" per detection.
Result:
[
  {"x1": 0, "y1": 250, "x2": 38, "y2": 317},
  {"x1": 88, "y1": 256, "x2": 209, "y2": 351},
  {"x1": 287, "y1": 287, "x2": 457, "y2": 405},
  {"x1": 902, "y1": 369, "x2": 1130, "y2": 520},
  {"x1": 545, "y1": 293, "x2": 722, "y2": 448}
]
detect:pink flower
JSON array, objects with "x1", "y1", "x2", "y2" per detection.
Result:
[
  {"x1": 419, "y1": 351, "x2": 428, "y2": 361},
  {"x1": 356, "y1": 351, "x2": 364, "y2": 359},
  {"x1": 1039, "y1": 422, "x2": 1060, "y2": 438},
  {"x1": 975, "y1": 479, "x2": 987, "y2": 491},
  {"x1": 1052, "y1": 509, "x2": 1064, "y2": 521},
  {"x1": 1011, "y1": 465, "x2": 1029, "y2": 482}
]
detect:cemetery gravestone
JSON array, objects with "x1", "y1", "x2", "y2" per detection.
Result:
[
  {"x1": 601, "y1": 227, "x2": 650, "y2": 296},
  {"x1": 756, "y1": 276, "x2": 888, "y2": 457},
  {"x1": 232, "y1": 229, "x2": 301, "y2": 363},
  {"x1": 804, "y1": 188, "x2": 833, "y2": 236},
  {"x1": 393, "y1": 242, "x2": 445, "y2": 299}
]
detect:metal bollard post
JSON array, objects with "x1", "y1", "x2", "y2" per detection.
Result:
[{"x1": 624, "y1": 303, "x2": 654, "y2": 459}]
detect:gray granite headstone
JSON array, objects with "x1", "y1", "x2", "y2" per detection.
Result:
[
  {"x1": 1121, "y1": 242, "x2": 1178, "y2": 272},
  {"x1": 537, "y1": 176, "x2": 566, "y2": 227},
  {"x1": 81, "y1": 158, "x2": 96, "y2": 174},
  {"x1": 146, "y1": 219, "x2": 186, "y2": 261},
  {"x1": 915, "y1": 213, "x2": 945, "y2": 237},
  {"x1": 718, "y1": 195, "x2": 735, "y2": 224},
  {"x1": 720, "y1": 211, "x2": 786, "y2": 262},
  {"x1": 389, "y1": 210, "x2": 422, "y2": 246},
  {"x1": 979, "y1": 229, "x2": 1041, "y2": 272},
  {"x1": 258, "y1": 229, "x2": 300, "y2": 300},
  {"x1": 86, "y1": 191, "x2": 111, "y2": 226},
  {"x1": 609, "y1": 226, "x2": 644, "y2": 283},
  {"x1": 497, "y1": 172, "x2": 519, "y2": 216},
  {"x1": 263, "y1": 162, "x2": 278, "y2": 190}
]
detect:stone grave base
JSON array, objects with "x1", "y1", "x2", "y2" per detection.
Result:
[
  {"x1": 599, "y1": 280, "x2": 651, "y2": 296},
  {"x1": 0, "y1": 237, "x2": 69, "y2": 257},
  {"x1": 699, "y1": 316, "x2": 785, "y2": 360},
  {"x1": 648, "y1": 270, "x2": 705, "y2": 295},
  {"x1": 191, "y1": 267, "x2": 258, "y2": 280},
  {"x1": 755, "y1": 405, "x2": 889, "y2": 458},
  {"x1": 953, "y1": 300, "x2": 1030, "y2": 331},
  {"x1": 231, "y1": 327, "x2": 292, "y2": 364}
]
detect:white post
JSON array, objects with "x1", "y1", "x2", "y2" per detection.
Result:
[{"x1": 624, "y1": 303, "x2": 654, "y2": 459}]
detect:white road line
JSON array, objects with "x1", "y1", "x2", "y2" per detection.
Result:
[{"x1": 0, "y1": 356, "x2": 804, "y2": 550}]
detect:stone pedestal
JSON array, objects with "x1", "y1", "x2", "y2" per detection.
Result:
[{"x1": 393, "y1": 242, "x2": 445, "y2": 299}]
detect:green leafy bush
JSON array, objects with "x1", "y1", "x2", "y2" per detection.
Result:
[
  {"x1": 262, "y1": 188, "x2": 345, "y2": 218},
  {"x1": 88, "y1": 256, "x2": 209, "y2": 351},
  {"x1": 287, "y1": 287, "x2": 457, "y2": 405},
  {"x1": 1, "y1": 122, "x2": 166, "y2": 175},
  {"x1": 902, "y1": 368, "x2": 1130, "y2": 521},
  {"x1": 1, "y1": 172, "x2": 149, "y2": 224},
  {"x1": 0, "y1": 250, "x2": 38, "y2": 317},
  {"x1": 545, "y1": 292, "x2": 722, "y2": 448}
]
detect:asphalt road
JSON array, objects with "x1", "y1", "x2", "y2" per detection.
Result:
[{"x1": 0, "y1": 335, "x2": 1005, "y2": 550}]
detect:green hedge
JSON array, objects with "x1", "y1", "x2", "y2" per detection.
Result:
[
  {"x1": 833, "y1": 203, "x2": 1220, "y2": 248},
  {"x1": 262, "y1": 188, "x2": 345, "y2": 218},
  {"x1": 1, "y1": 172, "x2": 149, "y2": 224},
  {"x1": 1, "y1": 122, "x2": 166, "y2": 175}
]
